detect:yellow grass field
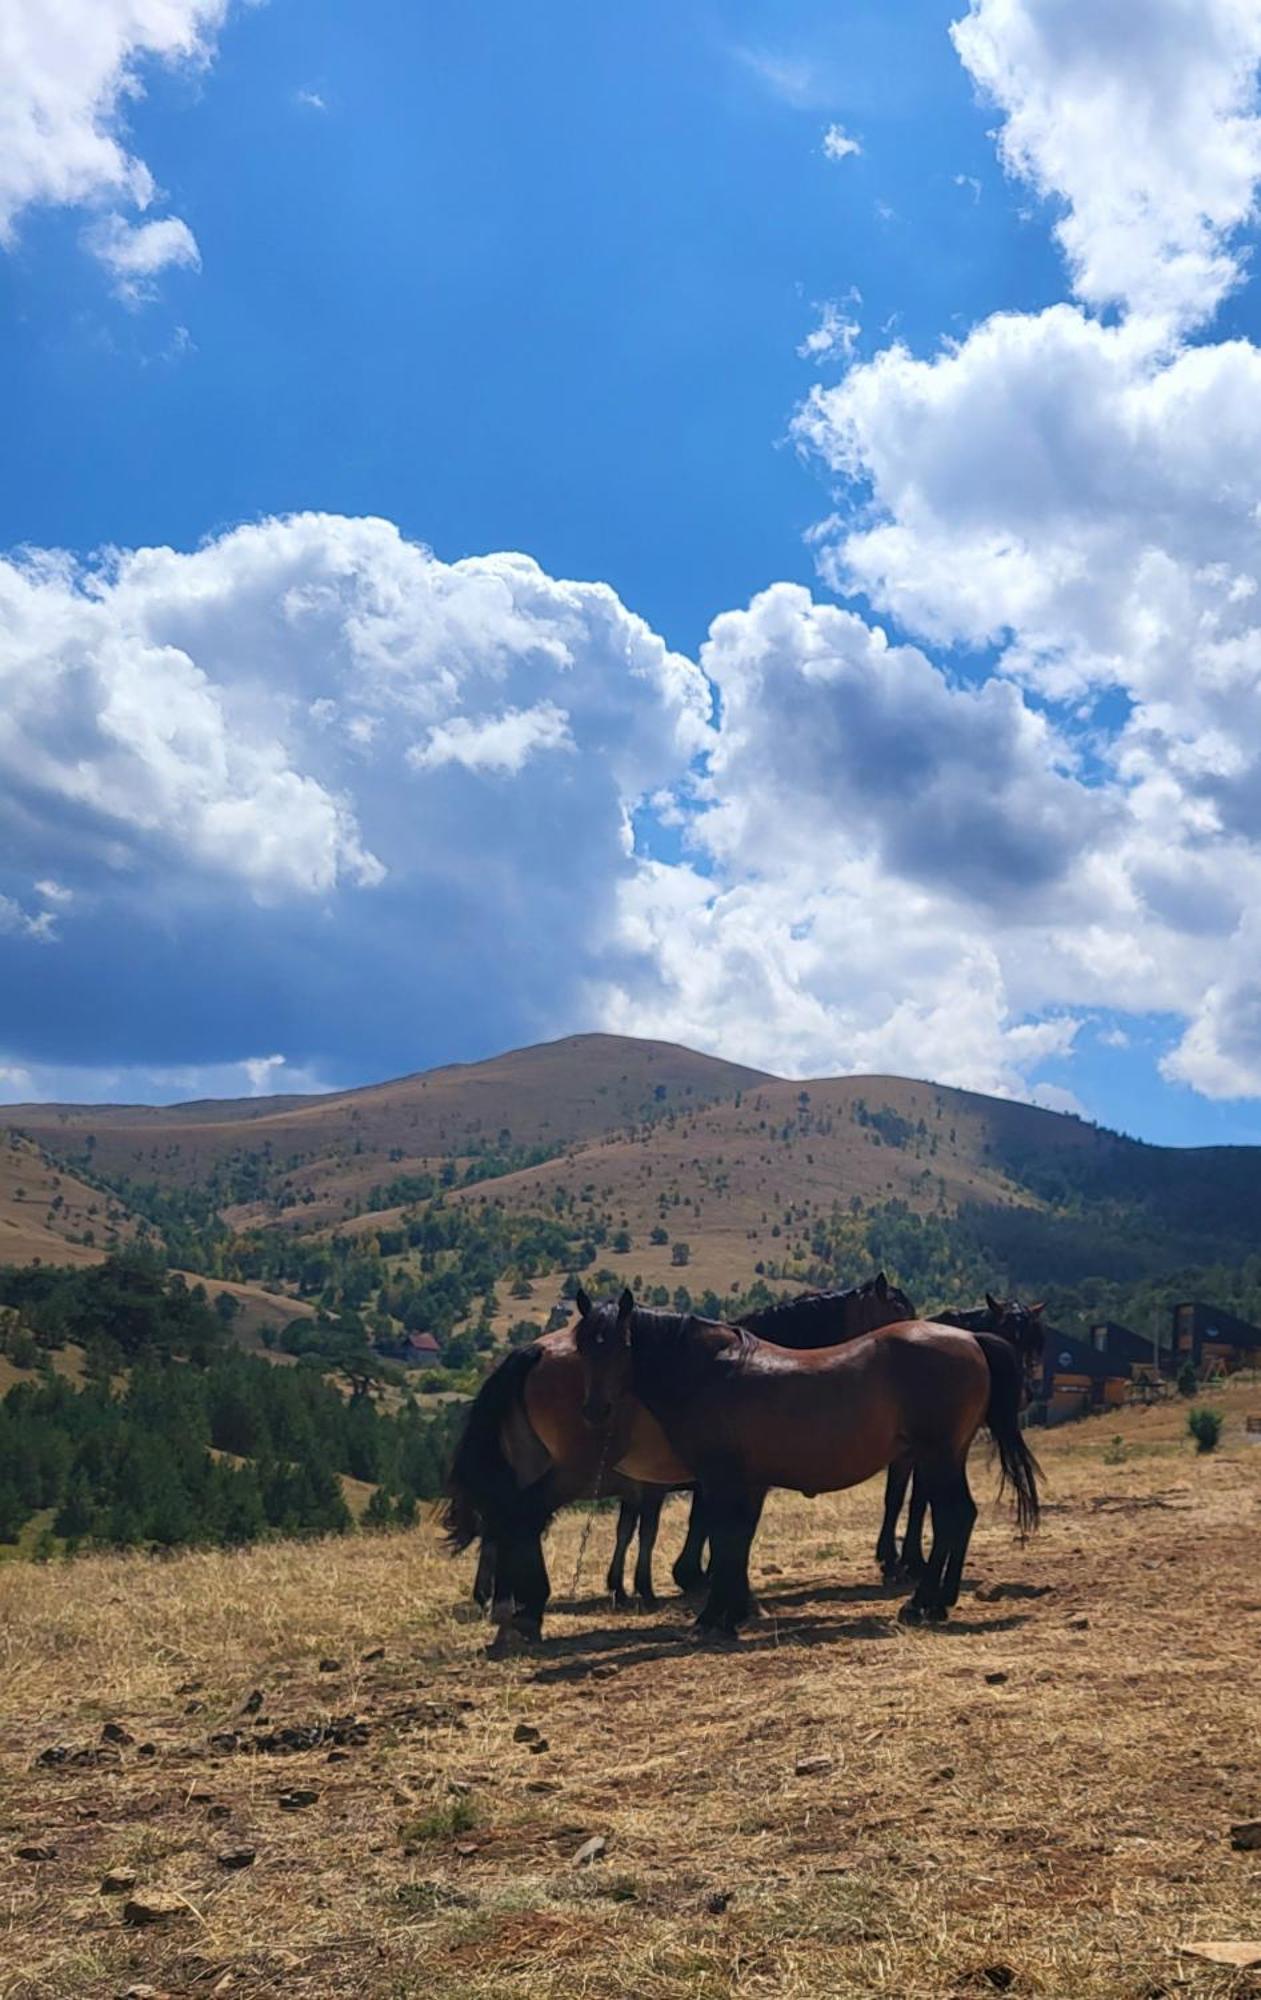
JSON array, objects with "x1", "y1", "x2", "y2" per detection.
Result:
[{"x1": 2, "y1": 1382, "x2": 1259, "y2": 2000}]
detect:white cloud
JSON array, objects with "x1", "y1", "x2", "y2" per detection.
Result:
[
  {"x1": 295, "y1": 88, "x2": 327, "y2": 112},
  {"x1": 409, "y1": 701, "x2": 574, "y2": 775},
  {"x1": 0, "y1": 0, "x2": 229, "y2": 292},
  {"x1": 733, "y1": 47, "x2": 825, "y2": 108},
  {"x1": 951, "y1": 0, "x2": 1261, "y2": 326},
  {"x1": 798, "y1": 300, "x2": 860, "y2": 362},
  {"x1": 0, "y1": 894, "x2": 58, "y2": 944},
  {"x1": 822, "y1": 122, "x2": 862, "y2": 161},
  {"x1": 85, "y1": 211, "x2": 201, "y2": 300}
]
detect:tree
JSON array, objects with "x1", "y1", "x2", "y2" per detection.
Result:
[{"x1": 670, "y1": 1241, "x2": 691, "y2": 1267}]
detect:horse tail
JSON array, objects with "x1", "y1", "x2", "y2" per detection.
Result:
[
  {"x1": 439, "y1": 1345, "x2": 545, "y2": 1553},
  {"x1": 975, "y1": 1331, "x2": 1041, "y2": 1537}
]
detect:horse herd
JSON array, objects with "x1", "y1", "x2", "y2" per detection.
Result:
[{"x1": 442, "y1": 1276, "x2": 1046, "y2": 1650}]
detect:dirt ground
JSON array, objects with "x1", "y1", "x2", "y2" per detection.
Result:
[{"x1": 2, "y1": 1381, "x2": 1259, "y2": 2000}]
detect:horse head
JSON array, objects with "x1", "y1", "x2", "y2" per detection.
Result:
[
  {"x1": 573, "y1": 1285, "x2": 635, "y2": 1427},
  {"x1": 858, "y1": 1270, "x2": 916, "y2": 1334}
]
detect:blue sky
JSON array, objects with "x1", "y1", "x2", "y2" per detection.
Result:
[{"x1": 3, "y1": 0, "x2": 1261, "y2": 1148}]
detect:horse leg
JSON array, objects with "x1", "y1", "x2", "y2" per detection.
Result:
[
  {"x1": 672, "y1": 1488, "x2": 708, "y2": 1594},
  {"x1": 473, "y1": 1538, "x2": 497, "y2": 1608},
  {"x1": 876, "y1": 1458, "x2": 911, "y2": 1581},
  {"x1": 901, "y1": 1471, "x2": 929, "y2": 1580},
  {"x1": 633, "y1": 1488, "x2": 664, "y2": 1609},
  {"x1": 901, "y1": 1460, "x2": 967, "y2": 1624},
  {"x1": 695, "y1": 1486, "x2": 765, "y2": 1636},
  {"x1": 605, "y1": 1500, "x2": 638, "y2": 1609},
  {"x1": 938, "y1": 1465, "x2": 977, "y2": 1610},
  {"x1": 489, "y1": 1526, "x2": 551, "y2": 1650}
]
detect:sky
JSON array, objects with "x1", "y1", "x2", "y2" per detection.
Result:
[{"x1": 3, "y1": 0, "x2": 1261, "y2": 1147}]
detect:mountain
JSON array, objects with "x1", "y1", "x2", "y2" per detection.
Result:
[{"x1": 4, "y1": 1035, "x2": 1259, "y2": 1313}]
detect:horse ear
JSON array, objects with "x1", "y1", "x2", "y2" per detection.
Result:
[
  {"x1": 617, "y1": 1286, "x2": 634, "y2": 1321},
  {"x1": 1028, "y1": 1301, "x2": 1045, "y2": 1317},
  {"x1": 874, "y1": 1271, "x2": 888, "y2": 1299},
  {"x1": 575, "y1": 1287, "x2": 592, "y2": 1318},
  {"x1": 986, "y1": 1291, "x2": 1002, "y2": 1316}
]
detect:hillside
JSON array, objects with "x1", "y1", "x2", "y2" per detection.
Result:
[
  {"x1": 4, "y1": 1033, "x2": 1260, "y2": 1358},
  {"x1": 0, "y1": 1133, "x2": 140, "y2": 1268},
  {"x1": 3, "y1": 1378, "x2": 1259, "y2": 2000}
]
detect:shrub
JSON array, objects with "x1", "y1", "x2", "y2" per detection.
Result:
[
  {"x1": 1176, "y1": 1360, "x2": 1199, "y2": 1397},
  {"x1": 1187, "y1": 1406, "x2": 1223, "y2": 1453}
]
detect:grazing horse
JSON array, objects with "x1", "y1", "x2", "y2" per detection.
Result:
[
  {"x1": 875, "y1": 1295, "x2": 1045, "y2": 1581},
  {"x1": 574, "y1": 1289, "x2": 1040, "y2": 1635},
  {"x1": 443, "y1": 1276, "x2": 911, "y2": 1644}
]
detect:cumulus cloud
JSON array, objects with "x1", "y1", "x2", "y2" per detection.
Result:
[
  {"x1": 798, "y1": 301, "x2": 860, "y2": 362},
  {"x1": 0, "y1": 0, "x2": 229, "y2": 291},
  {"x1": 951, "y1": 0, "x2": 1261, "y2": 326}
]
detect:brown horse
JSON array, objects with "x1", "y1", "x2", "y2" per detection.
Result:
[
  {"x1": 574, "y1": 1290, "x2": 1040, "y2": 1635},
  {"x1": 443, "y1": 1276, "x2": 912, "y2": 1643}
]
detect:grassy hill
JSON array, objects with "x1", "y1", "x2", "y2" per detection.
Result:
[{"x1": 4, "y1": 1034, "x2": 1260, "y2": 1336}]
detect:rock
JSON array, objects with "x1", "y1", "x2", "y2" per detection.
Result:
[
  {"x1": 362, "y1": 1646, "x2": 385, "y2": 1662},
  {"x1": 590, "y1": 1664, "x2": 619, "y2": 1679},
  {"x1": 528, "y1": 1738, "x2": 550, "y2": 1755},
  {"x1": 454, "y1": 1839, "x2": 479, "y2": 1857},
  {"x1": 184, "y1": 1701, "x2": 205, "y2": 1716},
  {"x1": 101, "y1": 1869, "x2": 138, "y2": 1894},
  {"x1": 122, "y1": 1893, "x2": 187, "y2": 1926},
  {"x1": 1067, "y1": 1615, "x2": 1090, "y2": 1630},
  {"x1": 1179, "y1": 1942, "x2": 1261, "y2": 1969},
  {"x1": 174, "y1": 1679, "x2": 204, "y2": 1696},
  {"x1": 795, "y1": 1755, "x2": 833, "y2": 1777},
  {"x1": 328, "y1": 1749, "x2": 352, "y2": 1763},
  {"x1": 762, "y1": 1563, "x2": 784, "y2": 1577},
  {"x1": 705, "y1": 1889, "x2": 733, "y2": 1914},
  {"x1": 137, "y1": 1743, "x2": 157, "y2": 1759},
  {"x1": 573, "y1": 1835, "x2": 607, "y2": 1867},
  {"x1": 979, "y1": 1966, "x2": 1016, "y2": 1991},
  {"x1": 984, "y1": 1671, "x2": 1009, "y2": 1686},
  {"x1": 101, "y1": 1722, "x2": 135, "y2": 1746},
  {"x1": 512, "y1": 1722, "x2": 541, "y2": 1744},
  {"x1": 209, "y1": 1731, "x2": 241, "y2": 1754},
  {"x1": 1230, "y1": 1820, "x2": 1261, "y2": 1851},
  {"x1": 119, "y1": 1986, "x2": 164, "y2": 1998},
  {"x1": 206, "y1": 1804, "x2": 231, "y2": 1821},
  {"x1": 241, "y1": 1689, "x2": 264, "y2": 1715},
  {"x1": 319, "y1": 1658, "x2": 341, "y2": 1673},
  {"x1": 216, "y1": 1847, "x2": 256, "y2": 1870},
  {"x1": 278, "y1": 1788, "x2": 320, "y2": 1811},
  {"x1": 15, "y1": 1843, "x2": 57, "y2": 1862}
]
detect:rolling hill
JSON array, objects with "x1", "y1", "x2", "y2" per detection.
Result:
[{"x1": 3, "y1": 1034, "x2": 1259, "y2": 1324}]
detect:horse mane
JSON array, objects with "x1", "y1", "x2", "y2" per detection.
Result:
[
  {"x1": 738, "y1": 1288, "x2": 860, "y2": 1343},
  {"x1": 622, "y1": 1304, "x2": 750, "y2": 1405}
]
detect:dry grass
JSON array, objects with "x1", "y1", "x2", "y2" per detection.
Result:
[{"x1": 3, "y1": 1383, "x2": 1260, "y2": 2000}]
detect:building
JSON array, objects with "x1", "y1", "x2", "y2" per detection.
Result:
[
  {"x1": 1171, "y1": 1302, "x2": 1261, "y2": 1375},
  {"x1": 1087, "y1": 1320, "x2": 1164, "y2": 1374},
  {"x1": 1035, "y1": 1324, "x2": 1131, "y2": 1424},
  {"x1": 375, "y1": 1329, "x2": 442, "y2": 1365}
]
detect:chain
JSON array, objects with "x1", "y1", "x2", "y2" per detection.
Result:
[{"x1": 570, "y1": 1413, "x2": 616, "y2": 1599}]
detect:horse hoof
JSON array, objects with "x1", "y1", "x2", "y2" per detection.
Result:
[
  {"x1": 610, "y1": 1589, "x2": 632, "y2": 1610},
  {"x1": 924, "y1": 1605, "x2": 949, "y2": 1624},
  {"x1": 898, "y1": 1602, "x2": 925, "y2": 1626},
  {"x1": 636, "y1": 1593, "x2": 660, "y2": 1613},
  {"x1": 690, "y1": 1622, "x2": 739, "y2": 1648}
]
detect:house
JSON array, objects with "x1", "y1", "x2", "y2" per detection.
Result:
[
  {"x1": 1087, "y1": 1320, "x2": 1163, "y2": 1374},
  {"x1": 1170, "y1": 1301, "x2": 1261, "y2": 1375},
  {"x1": 375, "y1": 1329, "x2": 442, "y2": 1365},
  {"x1": 1034, "y1": 1325, "x2": 1131, "y2": 1424}
]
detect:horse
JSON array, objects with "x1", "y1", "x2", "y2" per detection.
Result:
[
  {"x1": 573, "y1": 1289, "x2": 1040, "y2": 1636},
  {"x1": 603, "y1": 1280, "x2": 921, "y2": 1606},
  {"x1": 610, "y1": 1291, "x2": 1045, "y2": 1599},
  {"x1": 442, "y1": 1275, "x2": 912, "y2": 1645},
  {"x1": 875, "y1": 1295, "x2": 1045, "y2": 1581}
]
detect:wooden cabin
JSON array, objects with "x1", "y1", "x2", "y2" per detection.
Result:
[
  {"x1": 1034, "y1": 1326, "x2": 1131, "y2": 1424},
  {"x1": 1170, "y1": 1301, "x2": 1261, "y2": 1375}
]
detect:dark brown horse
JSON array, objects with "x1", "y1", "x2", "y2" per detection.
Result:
[
  {"x1": 443, "y1": 1276, "x2": 912, "y2": 1643},
  {"x1": 574, "y1": 1290, "x2": 1040, "y2": 1635}
]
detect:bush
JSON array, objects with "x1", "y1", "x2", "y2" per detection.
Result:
[
  {"x1": 1187, "y1": 1406, "x2": 1223, "y2": 1453},
  {"x1": 1176, "y1": 1359, "x2": 1199, "y2": 1397}
]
